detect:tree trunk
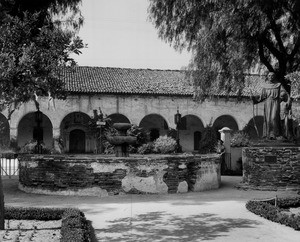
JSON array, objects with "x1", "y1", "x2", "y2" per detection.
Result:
[{"x1": 0, "y1": 176, "x2": 4, "y2": 230}]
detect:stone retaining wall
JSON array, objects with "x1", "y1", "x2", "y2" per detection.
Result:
[
  {"x1": 242, "y1": 146, "x2": 300, "y2": 190},
  {"x1": 18, "y1": 154, "x2": 221, "y2": 197}
]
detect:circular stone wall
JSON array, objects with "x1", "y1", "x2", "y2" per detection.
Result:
[{"x1": 18, "y1": 154, "x2": 221, "y2": 197}]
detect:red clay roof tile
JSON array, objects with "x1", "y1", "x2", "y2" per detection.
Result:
[{"x1": 59, "y1": 66, "x2": 265, "y2": 97}]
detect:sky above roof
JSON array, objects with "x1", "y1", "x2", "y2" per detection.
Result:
[{"x1": 71, "y1": 0, "x2": 191, "y2": 70}]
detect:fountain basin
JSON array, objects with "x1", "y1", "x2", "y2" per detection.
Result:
[
  {"x1": 18, "y1": 153, "x2": 222, "y2": 197},
  {"x1": 108, "y1": 122, "x2": 136, "y2": 157},
  {"x1": 113, "y1": 123, "x2": 132, "y2": 132},
  {"x1": 106, "y1": 136, "x2": 137, "y2": 145}
]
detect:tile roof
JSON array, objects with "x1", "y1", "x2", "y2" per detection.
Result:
[
  {"x1": 60, "y1": 66, "x2": 193, "y2": 96},
  {"x1": 59, "y1": 66, "x2": 265, "y2": 97}
]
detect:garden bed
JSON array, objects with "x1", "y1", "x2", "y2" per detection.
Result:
[
  {"x1": 246, "y1": 196, "x2": 300, "y2": 230},
  {"x1": 1, "y1": 206, "x2": 93, "y2": 242}
]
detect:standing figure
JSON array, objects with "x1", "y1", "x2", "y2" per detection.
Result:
[
  {"x1": 252, "y1": 73, "x2": 287, "y2": 140},
  {"x1": 280, "y1": 90, "x2": 294, "y2": 140}
]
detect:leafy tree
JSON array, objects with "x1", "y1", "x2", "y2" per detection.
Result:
[
  {"x1": 149, "y1": 0, "x2": 300, "y2": 97},
  {"x1": 0, "y1": 0, "x2": 83, "y2": 230},
  {"x1": 0, "y1": 0, "x2": 84, "y2": 114},
  {"x1": 0, "y1": 0, "x2": 83, "y2": 27}
]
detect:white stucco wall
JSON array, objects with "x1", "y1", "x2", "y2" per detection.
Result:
[
  {"x1": 2, "y1": 93, "x2": 267, "y2": 151},
  {"x1": 7, "y1": 94, "x2": 264, "y2": 130}
]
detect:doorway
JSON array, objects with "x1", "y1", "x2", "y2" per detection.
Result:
[
  {"x1": 69, "y1": 129, "x2": 86, "y2": 153},
  {"x1": 194, "y1": 131, "x2": 202, "y2": 150}
]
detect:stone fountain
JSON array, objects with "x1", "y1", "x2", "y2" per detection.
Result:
[
  {"x1": 106, "y1": 123, "x2": 137, "y2": 157},
  {"x1": 18, "y1": 123, "x2": 222, "y2": 197}
]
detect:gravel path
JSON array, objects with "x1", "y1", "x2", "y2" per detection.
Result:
[{"x1": 3, "y1": 176, "x2": 300, "y2": 241}]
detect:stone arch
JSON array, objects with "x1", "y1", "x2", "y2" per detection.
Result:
[
  {"x1": 60, "y1": 112, "x2": 94, "y2": 153},
  {"x1": 17, "y1": 112, "x2": 53, "y2": 149},
  {"x1": 244, "y1": 116, "x2": 264, "y2": 139},
  {"x1": 107, "y1": 113, "x2": 130, "y2": 124},
  {"x1": 213, "y1": 115, "x2": 239, "y2": 139},
  {"x1": 0, "y1": 113, "x2": 10, "y2": 149},
  {"x1": 139, "y1": 114, "x2": 169, "y2": 141},
  {"x1": 179, "y1": 115, "x2": 205, "y2": 152}
]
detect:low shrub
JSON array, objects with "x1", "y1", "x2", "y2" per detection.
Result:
[
  {"x1": 127, "y1": 125, "x2": 150, "y2": 153},
  {"x1": 103, "y1": 140, "x2": 115, "y2": 155},
  {"x1": 127, "y1": 125, "x2": 149, "y2": 146},
  {"x1": 246, "y1": 197, "x2": 300, "y2": 230},
  {"x1": 230, "y1": 131, "x2": 250, "y2": 147},
  {"x1": 20, "y1": 140, "x2": 51, "y2": 154},
  {"x1": 153, "y1": 135, "x2": 176, "y2": 154},
  {"x1": 167, "y1": 128, "x2": 177, "y2": 140},
  {"x1": 4, "y1": 206, "x2": 92, "y2": 242},
  {"x1": 137, "y1": 142, "x2": 154, "y2": 154}
]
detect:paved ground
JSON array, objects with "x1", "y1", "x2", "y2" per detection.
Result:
[{"x1": 2, "y1": 176, "x2": 300, "y2": 241}]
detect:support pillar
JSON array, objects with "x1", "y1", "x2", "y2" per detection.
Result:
[
  {"x1": 219, "y1": 127, "x2": 232, "y2": 153},
  {"x1": 219, "y1": 127, "x2": 232, "y2": 172}
]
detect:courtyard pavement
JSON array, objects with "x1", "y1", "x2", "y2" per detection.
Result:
[{"x1": 2, "y1": 176, "x2": 300, "y2": 242}]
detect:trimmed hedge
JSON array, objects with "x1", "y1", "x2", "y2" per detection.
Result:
[
  {"x1": 4, "y1": 206, "x2": 92, "y2": 242},
  {"x1": 274, "y1": 197, "x2": 300, "y2": 208},
  {"x1": 5, "y1": 206, "x2": 65, "y2": 220},
  {"x1": 246, "y1": 197, "x2": 300, "y2": 230},
  {"x1": 61, "y1": 208, "x2": 91, "y2": 242}
]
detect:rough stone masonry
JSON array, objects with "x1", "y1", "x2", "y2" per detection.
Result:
[
  {"x1": 242, "y1": 146, "x2": 300, "y2": 190},
  {"x1": 18, "y1": 154, "x2": 221, "y2": 197}
]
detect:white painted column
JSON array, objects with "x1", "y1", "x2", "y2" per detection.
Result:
[
  {"x1": 53, "y1": 128, "x2": 60, "y2": 139},
  {"x1": 219, "y1": 127, "x2": 232, "y2": 153}
]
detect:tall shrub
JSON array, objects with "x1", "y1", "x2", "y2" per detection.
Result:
[{"x1": 199, "y1": 125, "x2": 218, "y2": 154}]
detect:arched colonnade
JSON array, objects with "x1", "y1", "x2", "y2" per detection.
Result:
[{"x1": 0, "y1": 111, "x2": 262, "y2": 153}]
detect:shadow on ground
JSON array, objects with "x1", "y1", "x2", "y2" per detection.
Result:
[{"x1": 96, "y1": 211, "x2": 261, "y2": 242}]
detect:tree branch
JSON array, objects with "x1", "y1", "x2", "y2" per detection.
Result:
[
  {"x1": 258, "y1": 39, "x2": 275, "y2": 72},
  {"x1": 261, "y1": 35, "x2": 283, "y2": 60},
  {"x1": 289, "y1": 36, "x2": 300, "y2": 61},
  {"x1": 267, "y1": 12, "x2": 286, "y2": 55},
  {"x1": 261, "y1": 34, "x2": 287, "y2": 75}
]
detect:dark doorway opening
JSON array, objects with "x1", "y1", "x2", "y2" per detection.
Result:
[
  {"x1": 150, "y1": 128, "x2": 160, "y2": 141},
  {"x1": 33, "y1": 127, "x2": 44, "y2": 143},
  {"x1": 194, "y1": 131, "x2": 202, "y2": 150},
  {"x1": 69, "y1": 129, "x2": 86, "y2": 153}
]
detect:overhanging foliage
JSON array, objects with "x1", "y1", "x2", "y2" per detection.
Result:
[{"x1": 149, "y1": 0, "x2": 300, "y2": 98}]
